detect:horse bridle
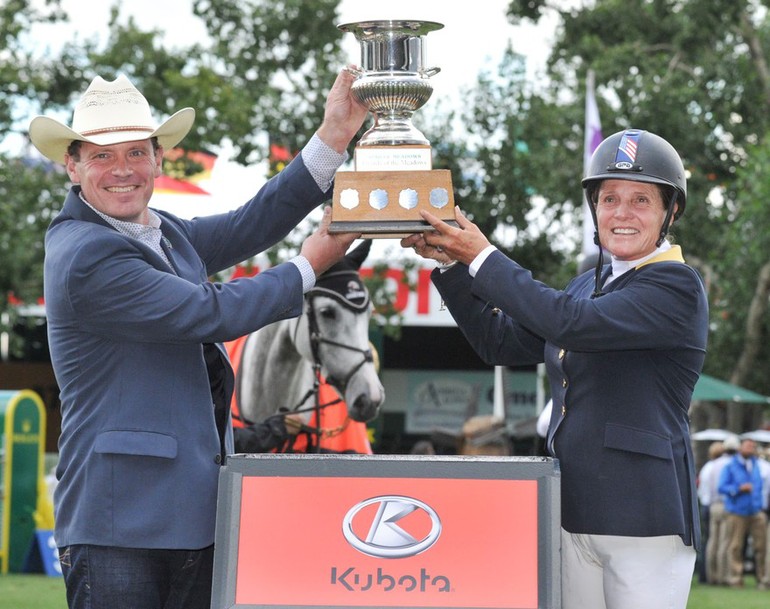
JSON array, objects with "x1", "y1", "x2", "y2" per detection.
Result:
[{"x1": 283, "y1": 278, "x2": 374, "y2": 452}]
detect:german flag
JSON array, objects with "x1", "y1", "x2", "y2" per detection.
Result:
[{"x1": 154, "y1": 174, "x2": 209, "y2": 195}]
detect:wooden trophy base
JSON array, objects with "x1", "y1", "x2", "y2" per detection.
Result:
[{"x1": 330, "y1": 169, "x2": 456, "y2": 238}]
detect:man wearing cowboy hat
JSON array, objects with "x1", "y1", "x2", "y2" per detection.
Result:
[{"x1": 29, "y1": 70, "x2": 367, "y2": 609}]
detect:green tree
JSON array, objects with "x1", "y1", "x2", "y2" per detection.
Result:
[
  {"x1": 45, "y1": 1, "x2": 346, "y2": 164},
  {"x1": 427, "y1": 48, "x2": 583, "y2": 289},
  {"x1": 0, "y1": 155, "x2": 67, "y2": 358},
  {"x1": 0, "y1": 0, "x2": 67, "y2": 136},
  {"x1": 708, "y1": 138, "x2": 770, "y2": 429},
  {"x1": 190, "y1": 0, "x2": 347, "y2": 163},
  {"x1": 0, "y1": 0, "x2": 72, "y2": 354}
]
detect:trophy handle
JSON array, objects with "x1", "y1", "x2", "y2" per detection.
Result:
[
  {"x1": 344, "y1": 66, "x2": 365, "y2": 78},
  {"x1": 422, "y1": 67, "x2": 441, "y2": 78}
]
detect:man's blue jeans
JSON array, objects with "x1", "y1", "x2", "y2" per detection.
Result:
[{"x1": 59, "y1": 544, "x2": 214, "y2": 609}]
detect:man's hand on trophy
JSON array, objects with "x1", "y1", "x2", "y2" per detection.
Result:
[
  {"x1": 302, "y1": 207, "x2": 361, "y2": 276},
  {"x1": 401, "y1": 207, "x2": 491, "y2": 266},
  {"x1": 316, "y1": 66, "x2": 369, "y2": 153}
]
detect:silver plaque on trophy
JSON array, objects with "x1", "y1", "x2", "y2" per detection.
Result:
[{"x1": 330, "y1": 20, "x2": 456, "y2": 237}]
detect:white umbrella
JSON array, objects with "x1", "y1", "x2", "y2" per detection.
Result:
[
  {"x1": 691, "y1": 429, "x2": 733, "y2": 441},
  {"x1": 741, "y1": 430, "x2": 770, "y2": 443}
]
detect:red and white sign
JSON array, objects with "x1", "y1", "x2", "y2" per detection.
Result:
[
  {"x1": 234, "y1": 476, "x2": 539, "y2": 608},
  {"x1": 360, "y1": 265, "x2": 455, "y2": 327}
]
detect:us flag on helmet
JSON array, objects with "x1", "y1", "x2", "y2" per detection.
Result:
[{"x1": 616, "y1": 130, "x2": 641, "y2": 163}]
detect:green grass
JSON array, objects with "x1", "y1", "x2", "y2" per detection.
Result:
[
  {"x1": 1, "y1": 573, "x2": 767, "y2": 609},
  {"x1": 688, "y1": 576, "x2": 768, "y2": 609},
  {"x1": 0, "y1": 574, "x2": 67, "y2": 609}
]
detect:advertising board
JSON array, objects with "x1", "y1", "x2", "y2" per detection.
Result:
[{"x1": 211, "y1": 454, "x2": 560, "y2": 609}]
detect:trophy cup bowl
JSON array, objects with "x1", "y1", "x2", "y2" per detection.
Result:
[{"x1": 349, "y1": 71, "x2": 437, "y2": 146}]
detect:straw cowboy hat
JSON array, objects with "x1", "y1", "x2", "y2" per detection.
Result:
[{"x1": 29, "y1": 74, "x2": 195, "y2": 163}]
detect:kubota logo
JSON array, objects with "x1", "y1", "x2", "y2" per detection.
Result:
[{"x1": 342, "y1": 495, "x2": 442, "y2": 558}]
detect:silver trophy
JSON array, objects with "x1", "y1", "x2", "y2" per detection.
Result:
[
  {"x1": 331, "y1": 20, "x2": 455, "y2": 236},
  {"x1": 340, "y1": 20, "x2": 442, "y2": 148}
]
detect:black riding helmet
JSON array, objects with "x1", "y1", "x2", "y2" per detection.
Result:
[{"x1": 581, "y1": 129, "x2": 687, "y2": 297}]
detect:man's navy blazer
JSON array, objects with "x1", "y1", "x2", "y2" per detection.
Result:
[
  {"x1": 433, "y1": 247, "x2": 708, "y2": 548},
  {"x1": 45, "y1": 155, "x2": 325, "y2": 549}
]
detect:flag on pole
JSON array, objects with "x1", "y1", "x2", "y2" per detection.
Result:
[
  {"x1": 582, "y1": 70, "x2": 603, "y2": 257},
  {"x1": 154, "y1": 175, "x2": 210, "y2": 195}
]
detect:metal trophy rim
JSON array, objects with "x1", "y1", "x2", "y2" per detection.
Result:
[{"x1": 337, "y1": 20, "x2": 445, "y2": 36}]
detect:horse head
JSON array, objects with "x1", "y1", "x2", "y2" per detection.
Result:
[{"x1": 291, "y1": 239, "x2": 384, "y2": 423}]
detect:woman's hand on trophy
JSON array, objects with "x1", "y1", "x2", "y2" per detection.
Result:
[
  {"x1": 317, "y1": 66, "x2": 368, "y2": 153},
  {"x1": 401, "y1": 230, "x2": 455, "y2": 265},
  {"x1": 401, "y1": 207, "x2": 491, "y2": 266}
]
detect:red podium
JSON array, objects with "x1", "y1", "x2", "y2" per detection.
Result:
[{"x1": 211, "y1": 454, "x2": 561, "y2": 609}]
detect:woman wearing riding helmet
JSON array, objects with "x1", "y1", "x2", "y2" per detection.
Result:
[{"x1": 401, "y1": 129, "x2": 708, "y2": 609}]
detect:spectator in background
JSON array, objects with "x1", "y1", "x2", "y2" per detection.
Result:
[
  {"x1": 759, "y1": 444, "x2": 770, "y2": 513},
  {"x1": 699, "y1": 436, "x2": 739, "y2": 585},
  {"x1": 707, "y1": 435, "x2": 741, "y2": 585},
  {"x1": 758, "y1": 445, "x2": 770, "y2": 589},
  {"x1": 719, "y1": 438, "x2": 767, "y2": 589},
  {"x1": 697, "y1": 440, "x2": 725, "y2": 583}
]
